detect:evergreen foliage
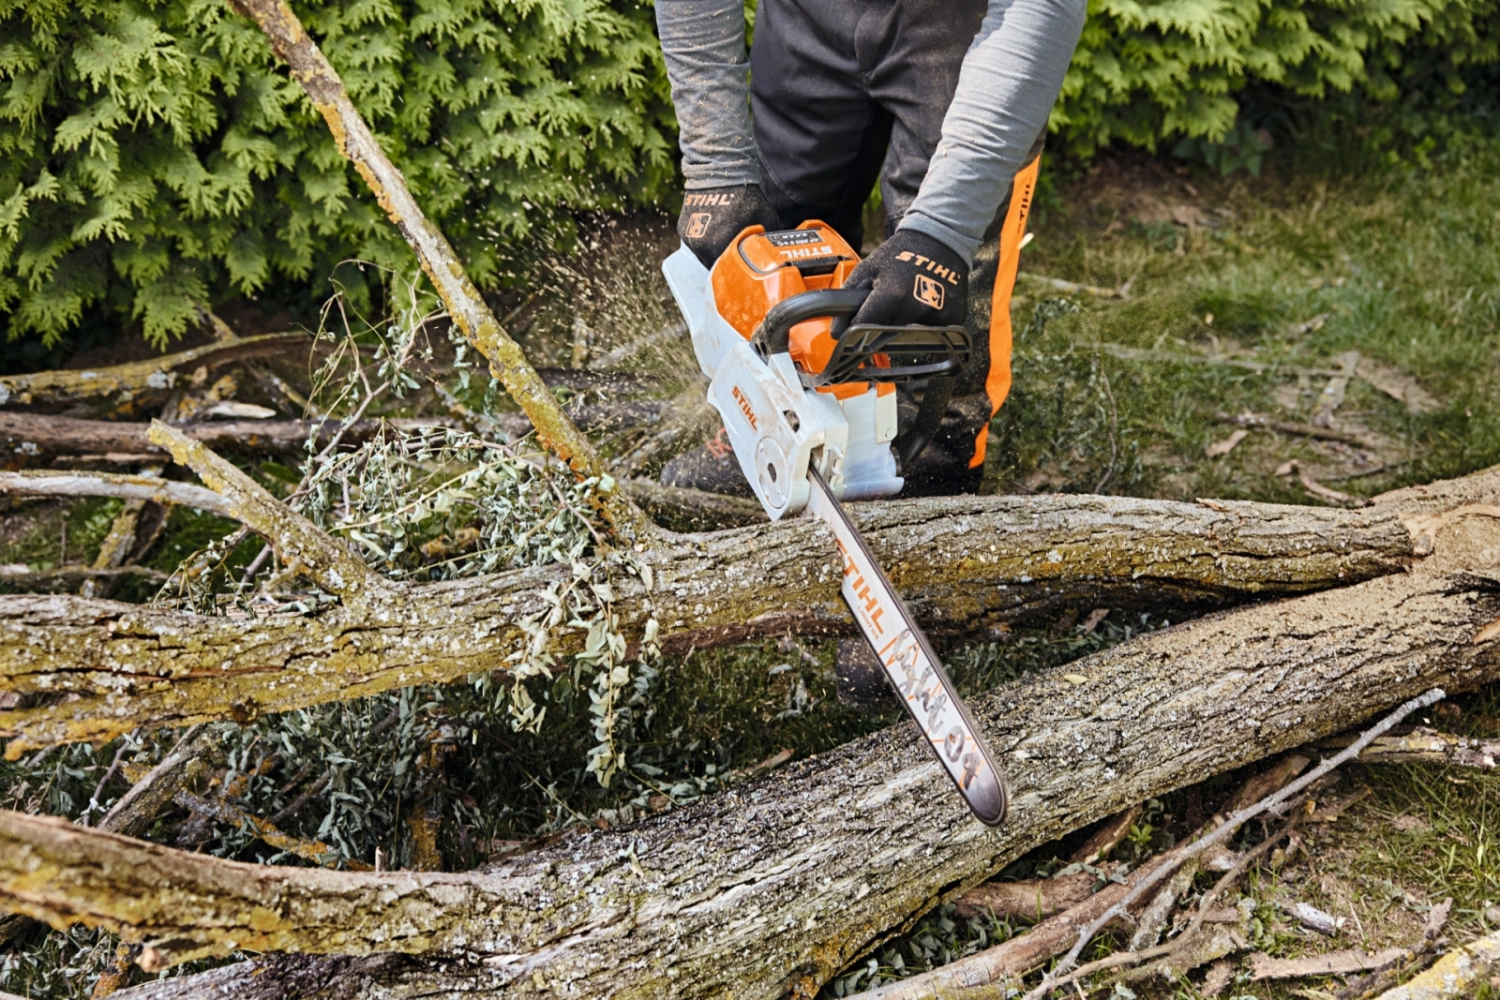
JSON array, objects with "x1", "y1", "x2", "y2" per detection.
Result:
[
  {"x1": 1058, "y1": 0, "x2": 1499, "y2": 154},
  {"x1": 0, "y1": 0, "x2": 1495, "y2": 348},
  {"x1": 0, "y1": 0, "x2": 675, "y2": 348}
]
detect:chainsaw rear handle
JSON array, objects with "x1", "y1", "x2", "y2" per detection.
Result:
[{"x1": 756, "y1": 288, "x2": 869, "y2": 356}]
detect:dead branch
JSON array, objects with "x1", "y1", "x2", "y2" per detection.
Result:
[
  {"x1": 173, "y1": 791, "x2": 371, "y2": 871},
  {"x1": 1099, "y1": 344, "x2": 1345, "y2": 378},
  {"x1": 0, "y1": 489, "x2": 1414, "y2": 753},
  {"x1": 1250, "y1": 948, "x2": 1408, "y2": 980},
  {"x1": 226, "y1": 0, "x2": 648, "y2": 538},
  {"x1": 1019, "y1": 272, "x2": 1133, "y2": 300},
  {"x1": 0, "y1": 333, "x2": 307, "y2": 412},
  {"x1": 1024, "y1": 689, "x2": 1444, "y2": 1000},
  {"x1": 2, "y1": 470, "x2": 232, "y2": 517},
  {"x1": 99, "y1": 728, "x2": 214, "y2": 840},
  {"x1": 865, "y1": 845, "x2": 1201, "y2": 1000},
  {"x1": 952, "y1": 872, "x2": 1097, "y2": 922},
  {"x1": 1, "y1": 411, "x2": 458, "y2": 461},
  {"x1": 1068, "y1": 804, "x2": 1144, "y2": 865},
  {"x1": 0, "y1": 566, "x2": 168, "y2": 591},
  {"x1": 866, "y1": 755, "x2": 1306, "y2": 999},
  {"x1": 621, "y1": 478, "x2": 764, "y2": 531},
  {"x1": 1319, "y1": 725, "x2": 1500, "y2": 770},
  {"x1": 1216, "y1": 411, "x2": 1388, "y2": 451}
]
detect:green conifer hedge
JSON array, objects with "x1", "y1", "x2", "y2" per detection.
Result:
[
  {"x1": 0, "y1": 0, "x2": 676, "y2": 348},
  {"x1": 0, "y1": 0, "x2": 1494, "y2": 348}
]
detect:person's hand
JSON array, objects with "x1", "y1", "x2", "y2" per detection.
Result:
[
  {"x1": 677, "y1": 184, "x2": 780, "y2": 268},
  {"x1": 845, "y1": 229, "x2": 968, "y2": 328}
]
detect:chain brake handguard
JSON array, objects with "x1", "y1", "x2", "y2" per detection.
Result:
[{"x1": 749, "y1": 288, "x2": 972, "y2": 388}]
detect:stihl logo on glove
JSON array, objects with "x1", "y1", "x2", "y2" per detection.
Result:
[
  {"x1": 894, "y1": 250, "x2": 961, "y2": 285},
  {"x1": 684, "y1": 192, "x2": 735, "y2": 207},
  {"x1": 686, "y1": 213, "x2": 711, "y2": 239},
  {"x1": 913, "y1": 274, "x2": 945, "y2": 309}
]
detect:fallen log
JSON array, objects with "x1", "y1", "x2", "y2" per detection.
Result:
[
  {"x1": 0, "y1": 333, "x2": 307, "y2": 412},
  {"x1": 1319, "y1": 725, "x2": 1500, "y2": 770},
  {"x1": 1370, "y1": 927, "x2": 1500, "y2": 999},
  {"x1": 3, "y1": 529, "x2": 1494, "y2": 999},
  {"x1": 0, "y1": 477, "x2": 1413, "y2": 752}
]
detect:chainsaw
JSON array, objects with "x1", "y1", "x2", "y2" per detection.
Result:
[{"x1": 662, "y1": 221, "x2": 1007, "y2": 826}]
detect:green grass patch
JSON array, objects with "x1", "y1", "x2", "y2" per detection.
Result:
[{"x1": 989, "y1": 142, "x2": 1500, "y2": 504}]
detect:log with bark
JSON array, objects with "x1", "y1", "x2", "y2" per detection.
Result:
[
  {"x1": 0, "y1": 333, "x2": 307, "y2": 413},
  {"x1": 0, "y1": 447, "x2": 1416, "y2": 752},
  {"x1": 0, "y1": 468, "x2": 1492, "y2": 999}
]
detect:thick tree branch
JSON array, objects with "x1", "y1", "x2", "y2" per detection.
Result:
[
  {"x1": 0, "y1": 333, "x2": 306, "y2": 412},
  {"x1": 0, "y1": 491, "x2": 1413, "y2": 754},
  {"x1": 226, "y1": 0, "x2": 649, "y2": 539},
  {"x1": 7, "y1": 559, "x2": 1499, "y2": 998}
]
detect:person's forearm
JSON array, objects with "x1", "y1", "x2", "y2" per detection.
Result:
[
  {"x1": 899, "y1": 0, "x2": 1086, "y2": 266},
  {"x1": 656, "y1": 0, "x2": 760, "y2": 190}
]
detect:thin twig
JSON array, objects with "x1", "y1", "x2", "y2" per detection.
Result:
[
  {"x1": 1024, "y1": 688, "x2": 1445, "y2": 1000},
  {"x1": 1093, "y1": 359, "x2": 1119, "y2": 494},
  {"x1": 82, "y1": 736, "x2": 137, "y2": 827}
]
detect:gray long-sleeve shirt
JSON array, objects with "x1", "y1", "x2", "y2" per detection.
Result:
[{"x1": 656, "y1": 0, "x2": 1085, "y2": 266}]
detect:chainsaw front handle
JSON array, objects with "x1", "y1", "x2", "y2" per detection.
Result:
[{"x1": 755, "y1": 288, "x2": 868, "y2": 356}]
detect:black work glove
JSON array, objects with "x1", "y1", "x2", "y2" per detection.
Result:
[
  {"x1": 678, "y1": 184, "x2": 781, "y2": 268},
  {"x1": 845, "y1": 229, "x2": 969, "y2": 328}
]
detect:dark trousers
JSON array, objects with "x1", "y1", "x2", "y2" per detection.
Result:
[
  {"x1": 749, "y1": 0, "x2": 1038, "y2": 493},
  {"x1": 750, "y1": 0, "x2": 986, "y2": 248}
]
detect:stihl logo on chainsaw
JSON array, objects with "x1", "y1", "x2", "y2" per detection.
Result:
[
  {"x1": 731, "y1": 385, "x2": 758, "y2": 430},
  {"x1": 835, "y1": 537, "x2": 887, "y2": 636},
  {"x1": 913, "y1": 274, "x2": 945, "y2": 310},
  {"x1": 779, "y1": 245, "x2": 834, "y2": 262},
  {"x1": 685, "y1": 213, "x2": 712, "y2": 239}
]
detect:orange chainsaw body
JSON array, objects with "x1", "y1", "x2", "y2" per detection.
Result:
[{"x1": 710, "y1": 221, "x2": 872, "y2": 389}]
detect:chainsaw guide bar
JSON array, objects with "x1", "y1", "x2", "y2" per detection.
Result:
[{"x1": 806, "y1": 468, "x2": 1007, "y2": 825}]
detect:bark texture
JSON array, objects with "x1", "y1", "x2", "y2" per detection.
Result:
[
  {"x1": 0, "y1": 492, "x2": 1411, "y2": 754},
  {"x1": 9, "y1": 549, "x2": 1494, "y2": 1000},
  {"x1": 2, "y1": 471, "x2": 233, "y2": 518}
]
